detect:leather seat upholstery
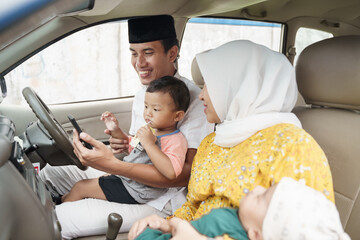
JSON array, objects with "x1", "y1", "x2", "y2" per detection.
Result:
[
  {"x1": 293, "y1": 35, "x2": 360, "y2": 240},
  {"x1": 191, "y1": 51, "x2": 207, "y2": 89}
]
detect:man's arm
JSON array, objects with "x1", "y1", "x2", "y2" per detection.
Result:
[
  {"x1": 73, "y1": 130, "x2": 196, "y2": 188},
  {"x1": 115, "y1": 148, "x2": 195, "y2": 188}
]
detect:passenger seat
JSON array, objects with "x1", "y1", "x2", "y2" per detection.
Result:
[
  {"x1": 191, "y1": 51, "x2": 207, "y2": 89},
  {"x1": 293, "y1": 35, "x2": 360, "y2": 240}
]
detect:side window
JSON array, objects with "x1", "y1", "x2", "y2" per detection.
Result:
[
  {"x1": 294, "y1": 27, "x2": 333, "y2": 64},
  {"x1": 178, "y1": 17, "x2": 283, "y2": 80},
  {"x1": 4, "y1": 20, "x2": 140, "y2": 105}
]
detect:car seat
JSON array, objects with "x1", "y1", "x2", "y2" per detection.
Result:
[
  {"x1": 191, "y1": 51, "x2": 207, "y2": 89},
  {"x1": 293, "y1": 35, "x2": 360, "y2": 240}
]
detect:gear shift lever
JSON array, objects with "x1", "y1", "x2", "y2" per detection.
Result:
[{"x1": 106, "y1": 213, "x2": 123, "y2": 240}]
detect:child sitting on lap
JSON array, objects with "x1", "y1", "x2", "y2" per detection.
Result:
[
  {"x1": 130, "y1": 177, "x2": 350, "y2": 240},
  {"x1": 61, "y1": 76, "x2": 190, "y2": 204}
]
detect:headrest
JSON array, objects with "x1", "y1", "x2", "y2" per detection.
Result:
[
  {"x1": 191, "y1": 56, "x2": 204, "y2": 88},
  {"x1": 296, "y1": 35, "x2": 360, "y2": 110}
]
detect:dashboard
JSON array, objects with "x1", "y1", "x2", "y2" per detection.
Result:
[{"x1": 0, "y1": 115, "x2": 61, "y2": 240}]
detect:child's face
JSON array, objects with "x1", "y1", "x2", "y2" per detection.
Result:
[
  {"x1": 144, "y1": 91, "x2": 182, "y2": 131},
  {"x1": 238, "y1": 184, "x2": 277, "y2": 240}
]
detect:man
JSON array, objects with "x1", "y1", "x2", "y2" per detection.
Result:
[{"x1": 39, "y1": 15, "x2": 210, "y2": 239}]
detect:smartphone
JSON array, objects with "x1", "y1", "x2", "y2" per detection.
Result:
[{"x1": 67, "y1": 114, "x2": 93, "y2": 149}]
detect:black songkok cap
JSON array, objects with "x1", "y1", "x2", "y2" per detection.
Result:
[{"x1": 128, "y1": 15, "x2": 176, "y2": 43}]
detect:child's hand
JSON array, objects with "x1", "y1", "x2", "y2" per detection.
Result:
[
  {"x1": 101, "y1": 111, "x2": 119, "y2": 132},
  {"x1": 136, "y1": 125, "x2": 156, "y2": 148}
]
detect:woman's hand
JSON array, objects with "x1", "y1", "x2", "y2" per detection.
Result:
[
  {"x1": 128, "y1": 214, "x2": 171, "y2": 240},
  {"x1": 169, "y1": 217, "x2": 208, "y2": 240},
  {"x1": 72, "y1": 129, "x2": 117, "y2": 170},
  {"x1": 136, "y1": 125, "x2": 157, "y2": 148}
]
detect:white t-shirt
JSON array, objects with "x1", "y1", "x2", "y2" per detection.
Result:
[{"x1": 129, "y1": 72, "x2": 213, "y2": 213}]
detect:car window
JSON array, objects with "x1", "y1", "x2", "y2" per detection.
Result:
[
  {"x1": 4, "y1": 20, "x2": 140, "y2": 105},
  {"x1": 178, "y1": 17, "x2": 283, "y2": 80},
  {"x1": 4, "y1": 17, "x2": 285, "y2": 106},
  {"x1": 294, "y1": 27, "x2": 333, "y2": 64}
]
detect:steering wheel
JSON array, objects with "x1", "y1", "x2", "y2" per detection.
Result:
[{"x1": 22, "y1": 87, "x2": 87, "y2": 170}]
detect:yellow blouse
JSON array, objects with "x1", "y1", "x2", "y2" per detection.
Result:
[{"x1": 174, "y1": 123, "x2": 334, "y2": 221}]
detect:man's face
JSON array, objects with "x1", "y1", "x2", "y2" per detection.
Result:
[{"x1": 130, "y1": 41, "x2": 177, "y2": 85}]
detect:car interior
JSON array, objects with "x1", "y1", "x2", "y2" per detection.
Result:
[
  {"x1": 293, "y1": 35, "x2": 360, "y2": 239},
  {"x1": 0, "y1": 0, "x2": 359, "y2": 239}
]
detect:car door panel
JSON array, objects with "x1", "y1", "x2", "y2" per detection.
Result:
[{"x1": 0, "y1": 97, "x2": 133, "y2": 140}]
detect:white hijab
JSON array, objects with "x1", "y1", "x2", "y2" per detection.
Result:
[{"x1": 196, "y1": 40, "x2": 301, "y2": 148}]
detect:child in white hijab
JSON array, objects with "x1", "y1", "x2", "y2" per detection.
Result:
[{"x1": 240, "y1": 177, "x2": 350, "y2": 240}]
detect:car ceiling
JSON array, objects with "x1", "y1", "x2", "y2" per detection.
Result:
[
  {"x1": 74, "y1": 0, "x2": 360, "y2": 28},
  {"x1": 1, "y1": 0, "x2": 360, "y2": 75}
]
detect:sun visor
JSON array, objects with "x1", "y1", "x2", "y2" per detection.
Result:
[{"x1": 0, "y1": 0, "x2": 94, "y2": 50}]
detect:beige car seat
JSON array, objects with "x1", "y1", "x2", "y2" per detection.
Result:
[
  {"x1": 293, "y1": 35, "x2": 360, "y2": 239},
  {"x1": 191, "y1": 55, "x2": 204, "y2": 89}
]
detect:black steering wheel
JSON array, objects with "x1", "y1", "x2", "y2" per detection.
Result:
[{"x1": 22, "y1": 87, "x2": 87, "y2": 170}]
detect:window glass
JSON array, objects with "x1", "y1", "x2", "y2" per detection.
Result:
[
  {"x1": 4, "y1": 17, "x2": 284, "y2": 106},
  {"x1": 294, "y1": 27, "x2": 333, "y2": 64},
  {"x1": 4, "y1": 20, "x2": 140, "y2": 105},
  {"x1": 178, "y1": 17, "x2": 283, "y2": 80}
]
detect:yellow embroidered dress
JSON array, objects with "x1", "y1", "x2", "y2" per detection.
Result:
[{"x1": 174, "y1": 123, "x2": 334, "y2": 221}]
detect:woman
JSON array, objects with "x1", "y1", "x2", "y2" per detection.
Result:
[{"x1": 129, "y1": 40, "x2": 334, "y2": 239}]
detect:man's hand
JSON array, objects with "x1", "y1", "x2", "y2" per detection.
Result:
[
  {"x1": 72, "y1": 129, "x2": 117, "y2": 170},
  {"x1": 128, "y1": 214, "x2": 171, "y2": 240},
  {"x1": 106, "y1": 135, "x2": 129, "y2": 154}
]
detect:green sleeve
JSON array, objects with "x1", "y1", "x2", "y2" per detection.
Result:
[
  {"x1": 137, "y1": 208, "x2": 248, "y2": 240},
  {"x1": 191, "y1": 208, "x2": 248, "y2": 239},
  {"x1": 135, "y1": 228, "x2": 171, "y2": 240}
]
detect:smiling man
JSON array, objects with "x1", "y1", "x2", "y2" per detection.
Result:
[{"x1": 39, "y1": 15, "x2": 211, "y2": 239}]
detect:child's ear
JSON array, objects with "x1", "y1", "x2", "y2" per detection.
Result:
[
  {"x1": 248, "y1": 228, "x2": 262, "y2": 240},
  {"x1": 174, "y1": 111, "x2": 185, "y2": 122}
]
